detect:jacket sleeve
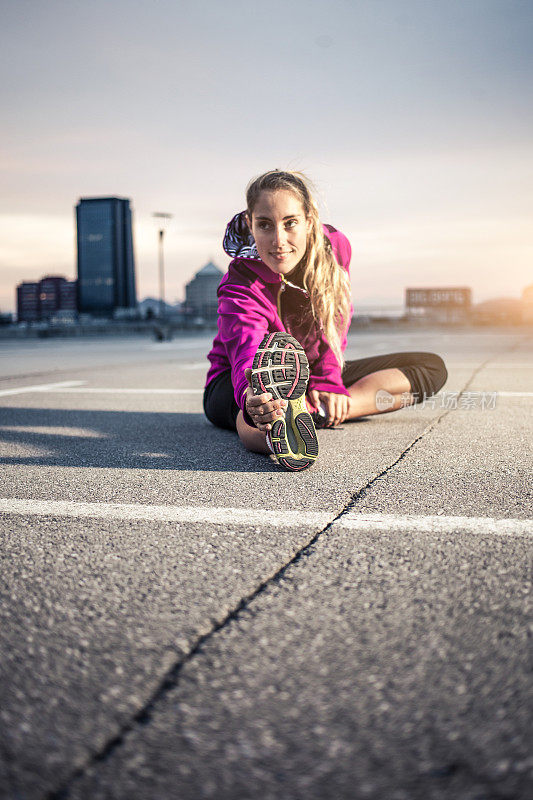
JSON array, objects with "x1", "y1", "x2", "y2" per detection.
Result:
[
  {"x1": 216, "y1": 283, "x2": 270, "y2": 413},
  {"x1": 308, "y1": 229, "x2": 353, "y2": 397},
  {"x1": 308, "y1": 325, "x2": 351, "y2": 397}
]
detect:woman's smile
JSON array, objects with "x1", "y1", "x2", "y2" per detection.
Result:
[{"x1": 271, "y1": 250, "x2": 294, "y2": 260}]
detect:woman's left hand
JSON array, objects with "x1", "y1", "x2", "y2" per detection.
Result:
[{"x1": 308, "y1": 389, "x2": 350, "y2": 428}]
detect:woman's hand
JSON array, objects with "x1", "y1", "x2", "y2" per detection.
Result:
[
  {"x1": 308, "y1": 389, "x2": 350, "y2": 427},
  {"x1": 244, "y1": 368, "x2": 287, "y2": 432}
]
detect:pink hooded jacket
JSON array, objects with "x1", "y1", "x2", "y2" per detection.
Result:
[{"x1": 205, "y1": 211, "x2": 353, "y2": 411}]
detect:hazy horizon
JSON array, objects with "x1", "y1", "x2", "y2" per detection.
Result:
[{"x1": 1, "y1": 0, "x2": 532, "y2": 313}]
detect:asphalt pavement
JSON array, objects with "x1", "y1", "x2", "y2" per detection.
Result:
[{"x1": 0, "y1": 327, "x2": 531, "y2": 800}]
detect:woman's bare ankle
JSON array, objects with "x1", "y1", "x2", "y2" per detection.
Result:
[{"x1": 236, "y1": 411, "x2": 272, "y2": 454}]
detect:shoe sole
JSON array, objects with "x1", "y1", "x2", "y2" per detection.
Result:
[{"x1": 251, "y1": 332, "x2": 318, "y2": 471}]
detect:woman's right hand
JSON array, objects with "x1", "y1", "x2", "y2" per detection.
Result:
[{"x1": 244, "y1": 368, "x2": 287, "y2": 432}]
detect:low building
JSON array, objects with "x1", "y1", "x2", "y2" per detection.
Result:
[
  {"x1": 137, "y1": 297, "x2": 183, "y2": 320},
  {"x1": 59, "y1": 279, "x2": 77, "y2": 314},
  {"x1": 405, "y1": 287, "x2": 472, "y2": 323},
  {"x1": 138, "y1": 297, "x2": 161, "y2": 319},
  {"x1": 185, "y1": 262, "x2": 225, "y2": 321},
  {"x1": 16, "y1": 276, "x2": 77, "y2": 323},
  {"x1": 473, "y1": 297, "x2": 523, "y2": 325},
  {"x1": 16, "y1": 282, "x2": 40, "y2": 322}
]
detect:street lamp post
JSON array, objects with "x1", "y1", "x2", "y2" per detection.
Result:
[{"x1": 152, "y1": 212, "x2": 173, "y2": 320}]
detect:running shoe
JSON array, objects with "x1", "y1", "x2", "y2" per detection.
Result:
[{"x1": 250, "y1": 332, "x2": 319, "y2": 471}]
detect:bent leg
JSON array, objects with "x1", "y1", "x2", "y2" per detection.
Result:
[
  {"x1": 346, "y1": 367, "x2": 412, "y2": 419},
  {"x1": 342, "y1": 352, "x2": 448, "y2": 419}
]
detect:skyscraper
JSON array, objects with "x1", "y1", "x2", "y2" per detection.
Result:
[{"x1": 76, "y1": 197, "x2": 137, "y2": 316}]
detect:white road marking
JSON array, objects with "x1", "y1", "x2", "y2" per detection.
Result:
[
  {"x1": 446, "y1": 363, "x2": 533, "y2": 368},
  {"x1": 426, "y1": 391, "x2": 533, "y2": 400},
  {"x1": 0, "y1": 381, "x2": 85, "y2": 397},
  {"x1": 496, "y1": 391, "x2": 533, "y2": 397},
  {"x1": 0, "y1": 499, "x2": 530, "y2": 535},
  {"x1": 145, "y1": 340, "x2": 212, "y2": 351},
  {"x1": 0, "y1": 425, "x2": 105, "y2": 438},
  {"x1": 57, "y1": 388, "x2": 204, "y2": 394},
  {"x1": 0, "y1": 498, "x2": 331, "y2": 527},
  {"x1": 12, "y1": 387, "x2": 532, "y2": 399},
  {"x1": 336, "y1": 512, "x2": 532, "y2": 535},
  {"x1": 0, "y1": 385, "x2": 529, "y2": 400}
]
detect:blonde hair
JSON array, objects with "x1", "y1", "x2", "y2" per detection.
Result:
[{"x1": 246, "y1": 169, "x2": 351, "y2": 367}]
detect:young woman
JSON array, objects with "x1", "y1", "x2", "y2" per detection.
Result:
[{"x1": 204, "y1": 169, "x2": 447, "y2": 471}]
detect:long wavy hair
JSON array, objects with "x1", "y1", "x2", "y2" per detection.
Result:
[{"x1": 246, "y1": 169, "x2": 351, "y2": 367}]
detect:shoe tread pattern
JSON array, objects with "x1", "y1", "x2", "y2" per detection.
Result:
[
  {"x1": 269, "y1": 419, "x2": 289, "y2": 455},
  {"x1": 250, "y1": 332, "x2": 317, "y2": 472},
  {"x1": 295, "y1": 412, "x2": 319, "y2": 457},
  {"x1": 251, "y1": 332, "x2": 309, "y2": 401}
]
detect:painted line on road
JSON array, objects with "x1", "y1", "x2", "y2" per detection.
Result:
[
  {"x1": 0, "y1": 499, "x2": 530, "y2": 535},
  {"x1": 1, "y1": 383, "x2": 531, "y2": 400},
  {"x1": 4, "y1": 386, "x2": 531, "y2": 399},
  {"x1": 0, "y1": 381, "x2": 86, "y2": 397},
  {"x1": 0, "y1": 383, "x2": 202, "y2": 395},
  {"x1": 57, "y1": 388, "x2": 204, "y2": 394},
  {"x1": 144, "y1": 340, "x2": 213, "y2": 351},
  {"x1": 0, "y1": 425, "x2": 105, "y2": 438},
  {"x1": 497, "y1": 391, "x2": 533, "y2": 397},
  {"x1": 0, "y1": 498, "x2": 331, "y2": 527},
  {"x1": 336, "y1": 512, "x2": 532, "y2": 535},
  {"x1": 447, "y1": 363, "x2": 533, "y2": 368}
]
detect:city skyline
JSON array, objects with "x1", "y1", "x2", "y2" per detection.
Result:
[{"x1": 1, "y1": 0, "x2": 532, "y2": 313}]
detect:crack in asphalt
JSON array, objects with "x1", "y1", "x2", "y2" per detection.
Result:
[{"x1": 45, "y1": 340, "x2": 529, "y2": 799}]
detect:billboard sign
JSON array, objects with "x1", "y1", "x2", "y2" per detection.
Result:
[{"x1": 406, "y1": 287, "x2": 472, "y2": 309}]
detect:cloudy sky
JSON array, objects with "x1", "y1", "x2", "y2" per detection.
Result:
[{"x1": 1, "y1": 0, "x2": 532, "y2": 312}]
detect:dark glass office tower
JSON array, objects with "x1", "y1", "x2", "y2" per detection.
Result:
[{"x1": 76, "y1": 197, "x2": 137, "y2": 316}]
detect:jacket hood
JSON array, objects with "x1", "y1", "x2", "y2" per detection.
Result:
[{"x1": 223, "y1": 211, "x2": 261, "y2": 261}]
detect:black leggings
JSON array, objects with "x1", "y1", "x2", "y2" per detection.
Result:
[{"x1": 203, "y1": 351, "x2": 448, "y2": 432}]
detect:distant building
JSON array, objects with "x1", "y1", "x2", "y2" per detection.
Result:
[
  {"x1": 76, "y1": 197, "x2": 137, "y2": 317},
  {"x1": 16, "y1": 276, "x2": 77, "y2": 323},
  {"x1": 185, "y1": 262, "x2": 225, "y2": 321},
  {"x1": 522, "y1": 284, "x2": 533, "y2": 323},
  {"x1": 16, "y1": 282, "x2": 39, "y2": 322},
  {"x1": 473, "y1": 297, "x2": 523, "y2": 325},
  {"x1": 39, "y1": 276, "x2": 77, "y2": 320},
  {"x1": 138, "y1": 297, "x2": 162, "y2": 320},
  {"x1": 59, "y1": 279, "x2": 77, "y2": 314},
  {"x1": 405, "y1": 287, "x2": 472, "y2": 323},
  {"x1": 137, "y1": 297, "x2": 181, "y2": 319}
]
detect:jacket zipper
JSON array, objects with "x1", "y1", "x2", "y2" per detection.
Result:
[
  {"x1": 277, "y1": 279, "x2": 286, "y2": 320},
  {"x1": 277, "y1": 273, "x2": 310, "y2": 328}
]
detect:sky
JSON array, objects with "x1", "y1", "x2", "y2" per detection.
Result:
[{"x1": 1, "y1": 0, "x2": 532, "y2": 312}]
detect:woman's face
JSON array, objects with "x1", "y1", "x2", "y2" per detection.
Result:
[{"x1": 246, "y1": 189, "x2": 311, "y2": 275}]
